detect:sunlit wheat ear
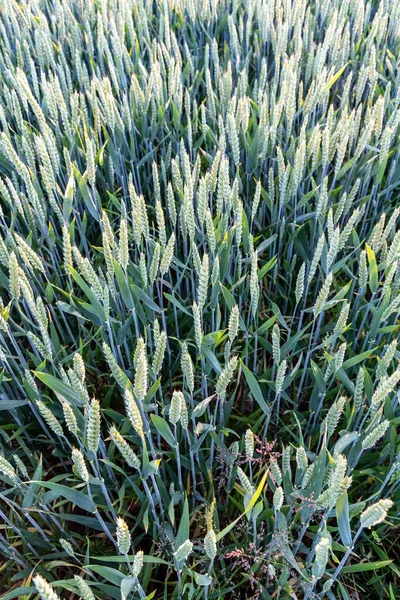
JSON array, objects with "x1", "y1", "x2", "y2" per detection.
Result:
[
  {"x1": 124, "y1": 389, "x2": 144, "y2": 441},
  {"x1": 216, "y1": 356, "x2": 238, "y2": 400},
  {"x1": 133, "y1": 550, "x2": 144, "y2": 577},
  {"x1": 273, "y1": 486, "x2": 284, "y2": 512},
  {"x1": 62, "y1": 224, "x2": 72, "y2": 271},
  {"x1": 179, "y1": 393, "x2": 189, "y2": 429},
  {"x1": 169, "y1": 390, "x2": 183, "y2": 426},
  {"x1": 156, "y1": 200, "x2": 166, "y2": 249},
  {"x1": 33, "y1": 575, "x2": 61, "y2": 600},
  {"x1": 333, "y1": 342, "x2": 347, "y2": 373},
  {"x1": 317, "y1": 454, "x2": 349, "y2": 509},
  {"x1": 210, "y1": 255, "x2": 219, "y2": 287},
  {"x1": 378, "y1": 343, "x2": 395, "y2": 376},
  {"x1": 197, "y1": 253, "x2": 209, "y2": 310},
  {"x1": 296, "y1": 447, "x2": 308, "y2": 473},
  {"x1": 133, "y1": 339, "x2": 148, "y2": 401},
  {"x1": 321, "y1": 396, "x2": 346, "y2": 437},
  {"x1": 251, "y1": 180, "x2": 261, "y2": 222},
  {"x1": 86, "y1": 139, "x2": 96, "y2": 187},
  {"x1": 301, "y1": 463, "x2": 315, "y2": 488},
  {"x1": 357, "y1": 248, "x2": 368, "y2": 288},
  {"x1": 0, "y1": 455, "x2": 18, "y2": 482},
  {"x1": 269, "y1": 459, "x2": 282, "y2": 485},
  {"x1": 228, "y1": 442, "x2": 239, "y2": 465},
  {"x1": 61, "y1": 401, "x2": 77, "y2": 436},
  {"x1": 275, "y1": 360, "x2": 287, "y2": 394},
  {"x1": 360, "y1": 499, "x2": 393, "y2": 529},
  {"x1": 152, "y1": 319, "x2": 161, "y2": 348},
  {"x1": 250, "y1": 245, "x2": 259, "y2": 318},
  {"x1": 87, "y1": 398, "x2": 101, "y2": 453},
  {"x1": 0, "y1": 234, "x2": 9, "y2": 268},
  {"x1": 167, "y1": 182, "x2": 177, "y2": 227},
  {"x1": 205, "y1": 209, "x2": 216, "y2": 254},
  {"x1": 307, "y1": 233, "x2": 325, "y2": 286},
  {"x1": 371, "y1": 368, "x2": 400, "y2": 410},
  {"x1": 102, "y1": 342, "x2": 126, "y2": 389},
  {"x1": 14, "y1": 233, "x2": 45, "y2": 273},
  {"x1": 68, "y1": 367, "x2": 89, "y2": 404},
  {"x1": 13, "y1": 455, "x2": 28, "y2": 480},
  {"x1": 160, "y1": 232, "x2": 175, "y2": 275},
  {"x1": 334, "y1": 302, "x2": 350, "y2": 335},
  {"x1": 181, "y1": 342, "x2": 194, "y2": 394},
  {"x1": 36, "y1": 401, "x2": 63, "y2": 437},
  {"x1": 149, "y1": 243, "x2": 160, "y2": 285},
  {"x1": 313, "y1": 535, "x2": 331, "y2": 579},
  {"x1": 204, "y1": 529, "x2": 217, "y2": 561},
  {"x1": 354, "y1": 367, "x2": 365, "y2": 412},
  {"x1": 313, "y1": 272, "x2": 333, "y2": 317},
  {"x1": 60, "y1": 539, "x2": 74, "y2": 557},
  {"x1": 227, "y1": 111, "x2": 240, "y2": 167},
  {"x1": 282, "y1": 445, "x2": 292, "y2": 478},
  {"x1": 0, "y1": 311, "x2": 8, "y2": 332},
  {"x1": 192, "y1": 245, "x2": 201, "y2": 274},
  {"x1": 71, "y1": 448, "x2": 89, "y2": 482},
  {"x1": 73, "y1": 575, "x2": 95, "y2": 600},
  {"x1": 245, "y1": 429, "x2": 254, "y2": 460},
  {"x1": 133, "y1": 337, "x2": 146, "y2": 368},
  {"x1": 192, "y1": 301, "x2": 203, "y2": 351},
  {"x1": 119, "y1": 216, "x2": 129, "y2": 271},
  {"x1": 295, "y1": 262, "x2": 306, "y2": 304},
  {"x1": 109, "y1": 426, "x2": 141, "y2": 469},
  {"x1": 8, "y1": 251, "x2": 21, "y2": 301},
  {"x1": 361, "y1": 420, "x2": 390, "y2": 450},
  {"x1": 236, "y1": 466, "x2": 253, "y2": 494},
  {"x1": 272, "y1": 324, "x2": 280, "y2": 364},
  {"x1": 152, "y1": 329, "x2": 166, "y2": 376},
  {"x1": 73, "y1": 353, "x2": 86, "y2": 383},
  {"x1": 116, "y1": 517, "x2": 131, "y2": 554},
  {"x1": 102, "y1": 216, "x2": 115, "y2": 280},
  {"x1": 339, "y1": 207, "x2": 363, "y2": 250},
  {"x1": 381, "y1": 294, "x2": 400, "y2": 322},
  {"x1": 174, "y1": 539, "x2": 193, "y2": 565},
  {"x1": 228, "y1": 305, "x2": 239, "y2": 344}
]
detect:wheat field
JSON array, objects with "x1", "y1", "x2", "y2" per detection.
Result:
[{"x1": 0, "y1": 0, "x2": 399, "y2": 599}]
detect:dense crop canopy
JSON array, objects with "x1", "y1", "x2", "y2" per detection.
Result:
[{"x1": 0, "y1": 0, "x2": 399, "y2": 599}]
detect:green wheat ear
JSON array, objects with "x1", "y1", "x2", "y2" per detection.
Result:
[
  {"x1": 74, "y1": 575, "x2": 95, "y2": 600},
  {"x1": 174, "y1": 539, "x2": 193, "y2": 565},
  {"x1": 0, "y1": 455, "x2": 18, "y2": 482},
  {"x1": 181, "y1": 341, "x2": 194, "y2": 394}
]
